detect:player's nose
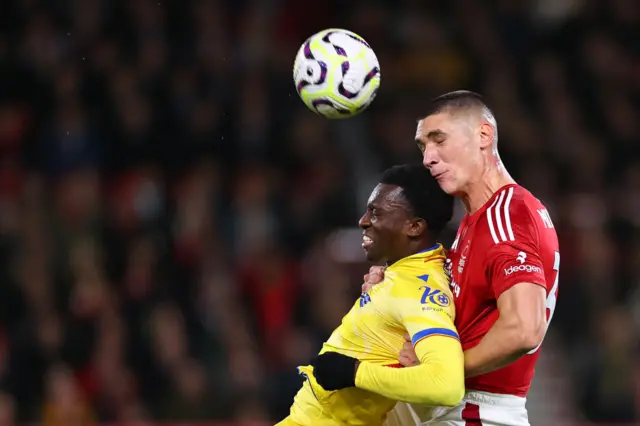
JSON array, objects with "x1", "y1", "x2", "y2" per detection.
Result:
[
  {"x1": 359, "y1": 212, "x2": 371, "y2": 228},
  {"x1": 422, "y1": 147, "x2": 439, "y2": 169}
]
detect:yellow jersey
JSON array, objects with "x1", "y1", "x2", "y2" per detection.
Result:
[{"x1": 284, "y1": 244, "x2": 458, "y2": 426}]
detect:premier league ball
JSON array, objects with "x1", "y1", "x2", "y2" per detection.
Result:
[{"x1": 293, "y1": 29, "x2": 381, "y2": 119}]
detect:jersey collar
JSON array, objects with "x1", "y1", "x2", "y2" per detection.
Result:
[
  {"x1": 467, "y1": 183, "x2": 518, "y2": 224},
  {"x1": 387, "y1": 243, "x2": 445, "y2": 269}
]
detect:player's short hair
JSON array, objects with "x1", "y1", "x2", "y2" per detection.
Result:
[
  {"x1": 423, "y1": 90, "x2": 498, "y2": 146},
  {"x1": 380, "y1": 164, "x2": 454, "y2": 238}
]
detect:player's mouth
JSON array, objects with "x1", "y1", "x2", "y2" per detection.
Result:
[
  {"x1": 433, "y1": 171, "x2": 447, "y2": 181},
  {"x1": 362, "y1": 235, "x2": 374, "y2": 248}
]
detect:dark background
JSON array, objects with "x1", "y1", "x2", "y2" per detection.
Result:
[{"x1": 0, "y1": 0, "x2": 638, "y2": 424}]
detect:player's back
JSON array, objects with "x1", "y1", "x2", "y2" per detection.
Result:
[
  {"x1": 287, "y1": 245, "x2": 456, "y2": 425},
  {"x1": 447, "y1": 184, "x2": 559, "y2": 396}
]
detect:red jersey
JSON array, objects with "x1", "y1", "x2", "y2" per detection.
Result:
[{"x1": 446, "y1": 184, "x2": 559, "y2": 397}]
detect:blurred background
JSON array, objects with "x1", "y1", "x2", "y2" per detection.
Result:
[{"x1": 0, "y1": 0, "x2": 638, "y2": 425}]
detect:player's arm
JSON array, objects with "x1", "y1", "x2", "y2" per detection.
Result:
[
  {"x1": 355, "y1": 332, "x2": 464, "y2": 406},
  {"x1": 356, "y1": 275, "x2": 464, "y2": 406},
  {"x1": 312, "y1": 274, "x2": 464, "y2": 406},
  {"x1": 463, "y1": 282, "x2": 546, "y2": 377},
  {"x1": 464, "y1": 207, "x2": 552, "y2": 378}
]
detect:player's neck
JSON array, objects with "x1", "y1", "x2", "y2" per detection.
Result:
[{"x1": 461, "y1": 160, "x2": 516, "y2": 214}]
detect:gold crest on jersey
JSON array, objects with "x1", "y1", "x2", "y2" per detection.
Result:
[{"x1": 458, "y1": 243, "x2": 470, "y2": 274}]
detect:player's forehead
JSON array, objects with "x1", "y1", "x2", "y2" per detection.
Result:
[
  {"x1": 415, "y1": 112, "x2": 457, "y2": 140},
  {"x1": 368, "y1": 184, "x2": 406, "y2": 209}
]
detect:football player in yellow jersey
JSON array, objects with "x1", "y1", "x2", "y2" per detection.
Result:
[{"x1": 276, "y1": 164, "x2": 464, "y2": 426}]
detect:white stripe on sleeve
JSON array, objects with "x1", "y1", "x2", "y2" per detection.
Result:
[
  {"x1": 504, "y1": 186, "x2": 515, "y2": 241},
  {"x1": 486, "y1": 194, "x2": 501, "y2": 244},
  {"x1": 494, "y1": 190, "x2": 507, "y2": 242}
]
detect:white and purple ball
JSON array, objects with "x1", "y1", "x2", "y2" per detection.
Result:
[{"x1": 293, "y1": 29, "x2": 381, "y2": 119}]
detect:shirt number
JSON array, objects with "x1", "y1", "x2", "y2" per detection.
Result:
[{"x1": 527, "y1": 250, "x2": 559, "y2": 355}]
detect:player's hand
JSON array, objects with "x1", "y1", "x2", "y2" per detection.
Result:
[
  {"x1": 399, "y1": 332, "x2": 419, "y2": 367},
  {"x1": 362, "y1": 265, "x2": 386, "y2": 293},
  {"x1": 312, "y1": 352, "x2": 358, "y2": 391}
]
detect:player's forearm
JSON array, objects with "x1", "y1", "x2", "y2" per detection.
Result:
[
  {"x1": 355, "y1": 336, "x2": 464, "y2": 406},
  {"x1": 463, "y1": 316, "x2": 535, "y2": 378}
]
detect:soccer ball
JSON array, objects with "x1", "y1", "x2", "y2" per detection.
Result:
[{"x1": 293, "y1": 29, "x2": 381, "y2": 119}]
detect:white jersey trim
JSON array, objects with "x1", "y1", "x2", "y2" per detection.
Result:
[
  {"x1": 487, "y1": 186, "x2": 515, "y2": 244},
  {"x1": 486, "y1": 193, "x2": 500, "y2": 244},
  {"x1": 504, "y1": 186, "x2": 515, "y2": 240}
]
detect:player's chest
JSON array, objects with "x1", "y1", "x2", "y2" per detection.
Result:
[
  {"x1": 327, "y1": 292, "x2": 403, "y2": 356},
  {"x1": 446, "y1": 221, "x2": 490, "y2": 300},
  {"x1": 338, "y1": 289, "x2": 392, "y2": 333}
]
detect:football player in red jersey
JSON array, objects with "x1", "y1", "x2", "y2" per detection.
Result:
[{"x1": 361, "y1": 91, "x2": 559, "y2": 426}]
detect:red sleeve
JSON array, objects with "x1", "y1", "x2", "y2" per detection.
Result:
[{"x1": 485, "y1": 200, "x2": 547, "y2": 299}]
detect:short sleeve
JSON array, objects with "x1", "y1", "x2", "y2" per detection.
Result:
[
  {"x1": 389, "y1": 272, "x2": 458, "y2": 348},
  {"x1": 485, "y1": 205, "x2": 546, "y2": 299}
]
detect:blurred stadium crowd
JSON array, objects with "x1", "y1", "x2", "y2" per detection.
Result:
[{"x1": 0, "y1": 0, "x2": 638, "y2": 424}]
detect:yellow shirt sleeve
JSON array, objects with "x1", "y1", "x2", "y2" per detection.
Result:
[{"x1": 354, "y1": 272, "x2": 465, "y2": 406}]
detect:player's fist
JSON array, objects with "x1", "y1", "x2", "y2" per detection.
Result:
[
  {"x1": 399, "y1": 332, "x2": 419, "y2": 367},
  {"x1": 361, "y1": 265, "x2": 386, "y2": 293},
  {"x1": 312, "y1": 352, "x2": 358, "y2": 390}
]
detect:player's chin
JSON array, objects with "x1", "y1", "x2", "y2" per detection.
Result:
[
  {"x1": 436, "y1": 177, "x2": 458, "y2": 195},
  {"x1": 363, "y1": 247, "x2": 380, "y2": 263}
]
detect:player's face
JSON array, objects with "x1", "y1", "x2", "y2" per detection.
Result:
[
  {"x1": 358, "y1": 184, "x2": 413, "y2": 264},
  {"x1": 415, "y1": 112, "x2": 481, "y2": 195}
]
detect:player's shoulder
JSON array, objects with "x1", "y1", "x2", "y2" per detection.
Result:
[
  {"x1": 489, "y1": 184, "x2": 541, "y2": 214},
  {"x1": 509, "y1": 184, "x2": 546, "y2": 210},
  {"x1": 478, "y1": 184, "x2": 555, "y2": 243},
  {"x1": 507, "y1": 185, "x2": 556, "y2": 232},
  {"x1": 387, "y1": 266, "x2": 450, "y2": 299}
]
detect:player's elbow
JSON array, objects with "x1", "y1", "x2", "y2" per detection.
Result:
[
  {"x1": 410, "y1": 385, "x2": 463, "y2": 407},
  {"x1": 416, "y1": 369, "x2": 465, "y2": 406},
  {"x1": 515, "y1": 320, "x2": 546, "y2": 353},
  {"x1": 500, "y1": 308, "x2": 547, "y2": 353},
  {"x1": 498, "y1": 283, "x2": 549, "y2": 353},
  {"x1": 435, "y1": 382, "x2": 465, "y2": 407}
]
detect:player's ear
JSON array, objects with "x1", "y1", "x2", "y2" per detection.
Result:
[
  {"x1": 479, "y1": 122, "x2": 494, "y2": 150},
  {"x1": 407, "y1": 218, "x2": 426, "y2": 238}
]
